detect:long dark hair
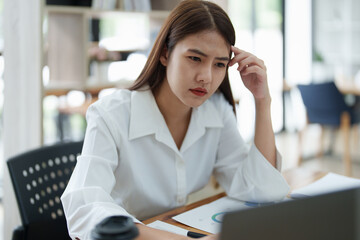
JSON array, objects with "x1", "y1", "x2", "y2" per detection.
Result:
[{"x1": 129, "y1": 0, "x2": 236, "y2": 114}]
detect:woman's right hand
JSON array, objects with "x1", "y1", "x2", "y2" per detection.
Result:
[
  {"x1": 136, "y1": 224, "x2": 219, "y2": 240},
  {"x1": 199, "y1": 234, "x2": 219, "y2": 240}
]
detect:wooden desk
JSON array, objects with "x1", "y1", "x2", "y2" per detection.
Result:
[
  {"x1": 142, "y1": 168, "x2": 327, "y2": 235},
  {"x1": 335, "y1": 79, "x2": 360, "y2": 96}
]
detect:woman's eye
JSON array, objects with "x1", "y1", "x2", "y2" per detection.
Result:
[
  {"x1": 216, "y1": 62, "x2": 226, "y2": 68},
  {"x1": 189, "y1": 56, "x2": 201, "y2": 62}
]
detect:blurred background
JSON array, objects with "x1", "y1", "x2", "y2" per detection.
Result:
[{"x1": 1, "y1": 0, "x2": 360, "y2": 239}]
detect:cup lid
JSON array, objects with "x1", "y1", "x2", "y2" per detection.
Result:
[{"x1": 91, "y1": 216, "x2": 139, "y2": 240}]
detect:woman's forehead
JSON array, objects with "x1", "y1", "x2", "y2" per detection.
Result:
[{"x1": 175, "y1": 31, "x2": 230, "y2": 56}]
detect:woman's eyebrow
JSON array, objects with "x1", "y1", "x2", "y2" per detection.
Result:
[{"x1": 187, "y1": 48, "x2": 230, "y2": 61}]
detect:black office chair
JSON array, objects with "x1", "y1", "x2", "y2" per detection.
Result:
[
  {"x1": 7, "y1": 141, "x2": 83, "y2": 240},
  {"x1": 297, "y1": 82, "x2": 359, "y2": 176}
]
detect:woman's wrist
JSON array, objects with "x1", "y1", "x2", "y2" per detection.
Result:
[{"x1": 255, "y1": 95, "x2": 271, "y2": 111}]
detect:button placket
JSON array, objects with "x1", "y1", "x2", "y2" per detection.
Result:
[{"x1": 175, "y1": 154, "x2": 186, "y2": 205}]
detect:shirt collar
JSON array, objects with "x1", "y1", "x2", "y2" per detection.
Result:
[
  {"x1": 129, "y1": 89, "x2": 224, "y2": 151},
  {"x1": 129, "y1": 89, "x2": 164, "y2": 140}
]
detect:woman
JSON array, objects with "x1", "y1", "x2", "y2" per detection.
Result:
[{"x1": 61, "y1": 0, "x2": 290, "y2": 239}]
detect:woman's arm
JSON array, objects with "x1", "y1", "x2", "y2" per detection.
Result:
[
  {"x1": 254, "y1": 97, "x2": 276, "y2": 167},
  {"x1": 229, "y1": 46, "x2": 276, "y2": 167},
  {"x1": 135, "y1": 224, "x2": 218, "y2": 240},
  {"x1": 62, "y1": 102, "x2": 140, "y2": 239}
]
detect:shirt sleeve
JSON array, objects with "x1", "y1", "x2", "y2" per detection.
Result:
[
  {"x1": 213, "y1": 96, "x2": 290, "y2": 203},
  {"x1": 61, "y1": 104, "x2": 141, "y2": 240}
]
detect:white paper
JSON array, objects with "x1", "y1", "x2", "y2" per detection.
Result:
[
  {"x1": 291, "y1": 172, "x2": 360, "y2": 198},
  {"x1": 172, "y1": 197, "x2": 253, "y2": 234},
  {"x1": 147, "y1": 220, "x2": 188, "y2": 236}
]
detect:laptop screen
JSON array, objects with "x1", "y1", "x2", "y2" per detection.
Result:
[{"x1": 220, "y1": 187, "x2": 360, "y2": 240}]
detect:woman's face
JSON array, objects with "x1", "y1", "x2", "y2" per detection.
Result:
[{"x1": 159, "y1": 30, "x2": 230, "y2": 108}]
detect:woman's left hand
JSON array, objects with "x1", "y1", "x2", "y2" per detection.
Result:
[{"x1": 229, "y1": 46, "x2": 270, "y2": 100}]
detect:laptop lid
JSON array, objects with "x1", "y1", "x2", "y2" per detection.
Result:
[{"x1": 220, "y1": 187, "x2": 360, "y2": 240}]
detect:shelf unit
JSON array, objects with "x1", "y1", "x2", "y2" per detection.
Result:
[{"x1": 43, "y1": 3, "x2": 177, "y2": 95}]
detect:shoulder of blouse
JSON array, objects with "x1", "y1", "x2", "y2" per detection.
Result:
[{"x1": 85, "y1": 88, "x2": 133, "y2": 129}]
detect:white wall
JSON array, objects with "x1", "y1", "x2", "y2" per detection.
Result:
[
  {"x1": 285, "y1": 0, "x2": 312, "y2": 85},
  {"x1": 2, "y1": 1, "x2": 43, "y2": 239},
  {"x1": 283, "y1": 0, "x2": 312, "y2": 131}
]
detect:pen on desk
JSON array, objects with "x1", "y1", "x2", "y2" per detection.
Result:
[{"x1": 187, "y1": 231, "x2": 207, "y2": 238}]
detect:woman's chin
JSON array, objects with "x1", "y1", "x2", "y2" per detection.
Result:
[{"x1": 186, "y1": 99, "x2": 207, "y2": 108}]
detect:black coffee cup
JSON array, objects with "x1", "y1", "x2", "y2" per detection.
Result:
[{"x1": 91, "y1": 216, "x2": 139, "y2": 240}]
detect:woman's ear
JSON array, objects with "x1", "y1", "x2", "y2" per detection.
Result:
[{"x1": 159, "y1": 46, "x2": 168, "y2": 67}]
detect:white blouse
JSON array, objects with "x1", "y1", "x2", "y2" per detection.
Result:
[{"x1": 61, "y1": 89, "x2": 290, "y2": 240}]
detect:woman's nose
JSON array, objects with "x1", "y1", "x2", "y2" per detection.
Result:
[{"x1": 197, "y1": 65, "x2": 212, "y2": 83}]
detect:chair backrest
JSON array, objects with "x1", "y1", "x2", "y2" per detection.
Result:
[
  {"x1": 7, "y1": 141, "x2": 83, "y2": 239},
  {"x1": 297, "y1": 82, "x2": 352, "y2": 125}
]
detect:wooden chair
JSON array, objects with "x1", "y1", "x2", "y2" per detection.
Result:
[{"x1": 297, "y1": 82, "x2": 359, "y2": 176}]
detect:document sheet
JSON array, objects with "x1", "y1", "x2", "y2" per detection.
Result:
[
  {"x1": 172, "y1": 197, "x2": 264, "y2": 234},
  {"x1": 290, "y1": 172, "x2": 360, "y2": 198},
  {"x1": 147, "y1": 220, "x2": 188, "y2": 236}
]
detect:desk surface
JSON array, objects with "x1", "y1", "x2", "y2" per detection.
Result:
[
  {"x1": 142, "y1": 168, "x2": 327, "y2": 235},
  {"x1": 335, "y1": 79, "x2": 360, "y2": 96}
]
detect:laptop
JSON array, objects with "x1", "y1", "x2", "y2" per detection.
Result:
[{"x1": 219, "y1": 187, "x2": 360, "y2": 240}]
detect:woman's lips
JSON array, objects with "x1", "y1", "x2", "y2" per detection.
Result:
[{"x1": 190, "y1": 88, "x2": 208, "y2": 97}]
